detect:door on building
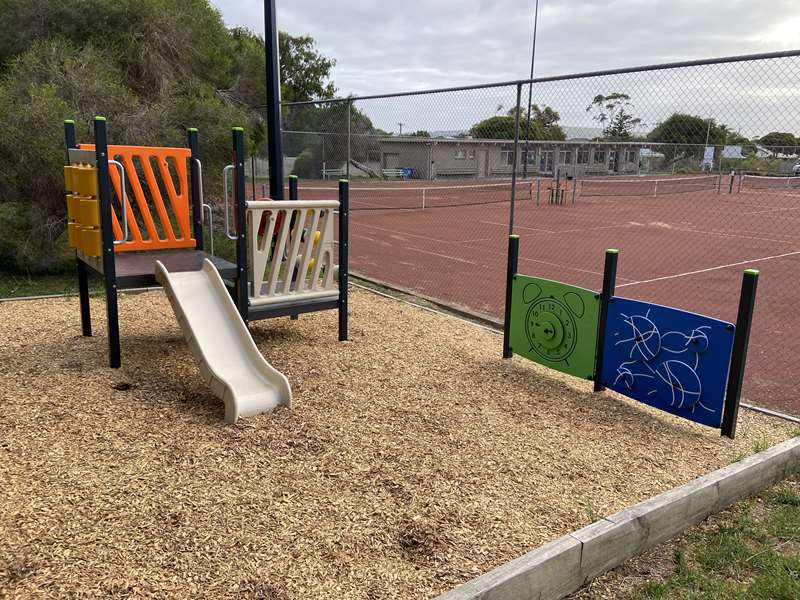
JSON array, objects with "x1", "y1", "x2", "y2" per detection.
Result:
[
  {"x1": 477, "y1": 148, "x2": 488, "y2": 178},
  {"x1": 540, "y1": 150, "x2": 554, "y2": 174}
]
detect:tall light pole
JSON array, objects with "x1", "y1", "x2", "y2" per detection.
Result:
[
  {"x1": 522, "y1": 0, "x2": 540, "y2": 180},
  {"x1": 398, "y1": 122, "x2": 404, "y2": 136},
  {"x1": 264, "y1": 0, "x2": 284, "y2": 199}
]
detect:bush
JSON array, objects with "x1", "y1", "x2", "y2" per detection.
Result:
[{"x1": 292, "y1": 148, "x2": 322, "y2": 179}]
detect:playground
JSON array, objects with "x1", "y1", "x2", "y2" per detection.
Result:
[
  {"x1": 0, "y1": 288, "x2": 795, "y2": 598},
  {"x1": 291, "y1": 177, "x2": 800, "y2": 415}
]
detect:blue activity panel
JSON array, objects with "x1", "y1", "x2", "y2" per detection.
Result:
[{"x1": 601, "y1": 297, "x2": 735, "y2": 428}]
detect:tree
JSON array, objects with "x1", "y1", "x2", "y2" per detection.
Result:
[
  {"x1": 469, "y1": 105, "x2": 565, "y2": 140},
  {"x1": 409, "y1": 130, "x2": 430, "y2": 137},
  {"x1": 0, "y1": 0, "x2": 339, "y2": 272},
  {"x1": 758, "y1": 132, "x2": 798, "y2": 151},
  {"x1": 586, "y1": 93, "x2": 642, "y2": 140}
]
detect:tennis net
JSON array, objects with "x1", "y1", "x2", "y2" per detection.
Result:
[
  {"x1": 579, "y1": 175, "x2": 719, "y2": 198},
  {"x1": 293, "y1": 181, "x2": 534, "y2": 211},
  {"x1": 740, "y1": 174, "x2": 800, "y2": 191}
]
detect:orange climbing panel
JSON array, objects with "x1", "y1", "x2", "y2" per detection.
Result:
[{"x1": 79, "y1": 144, "x2": 196, "y2": 252}]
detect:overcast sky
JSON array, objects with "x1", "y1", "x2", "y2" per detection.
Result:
[{"x1": 213, "y1": 0, "x2": 800, "y2": 136}]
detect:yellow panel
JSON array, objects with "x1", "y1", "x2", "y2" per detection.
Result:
[
  {"x1": 75, "y1": 166, "x2": 98, "y2": 197},
  {"x1": 66, "y1": 194, "x2": 82, "y2": 221},
  {"x1": 67, "y1": 223, "x2": 81, "y2": 248},
  {"x1": 79, "y1": 197, "x2": 100, "y2": 228},
  {"x1": 63, "y1": 166, "x2": 76, "y2": 193},
  {"x1": 80, "y1": 227, "x2": 102, "y2": 257}
]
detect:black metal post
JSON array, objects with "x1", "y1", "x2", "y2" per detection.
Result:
[
  {"x1": 187, "y1": 128, "x2": 204, "y2": 251},
  {"x1": 721, "y1": 269, "x2": 759, "y2": 439},
  {"x1": 94, "y1": 117, "x2": 121, "y2": 368},
  {"x1": 508, "y1": 82, "x2": 522, "y2": 236},
  {"x1": 593, "y1": 249, "x2": 619, "y2": 391},
  {"x1": 289, "y1": 174, "x2": 299, "y2": 321},
  {"x1": 338, "y1": 179, "x2": 349, "y2": 341},
  {"x1": 76, "y1": 260, "x2": 92, "y2": 337},
  {"x1": 503, "y1": 235, "x2": 520, "y2": 358},
  {"x1": 64, "y1": 119, "x2": 77, "y2": 156},
  {"x1": 729, "y1": 171, "x2": 735, "y2": 194},
  {"x1": 65, "y1": 120, "x2": 92, "y2": 337},
  {"x1": 263, "y1": 0, "x2": 284, "y2": 200},
  {"x1": 251, "y1": 155, "x2": 257, "y2": 201},
  {"x1": 232, "y1": 127, "x2": 249, "y2": 323}
]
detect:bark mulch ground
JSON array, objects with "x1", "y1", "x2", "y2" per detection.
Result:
[{"x1": 0, "y1": 288, "x2": 794, "y2": 598}]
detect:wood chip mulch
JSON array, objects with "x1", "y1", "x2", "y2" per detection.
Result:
[{"x1": 0, "y1": 288, "x2": 794, "y2": 598}]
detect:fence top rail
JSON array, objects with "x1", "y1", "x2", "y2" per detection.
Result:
[{"x1": 274, "y1": 49, "x2": 800, "y2": 107}]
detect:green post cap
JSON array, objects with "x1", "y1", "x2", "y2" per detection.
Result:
[
  {"x1": 289, "y1": 174, "x2": 298, "y2": 179},
  {"x1": 94, "y1": 116, "x2": 106, "y2": 121},
  {"x1": 606, "y1": 248, "x2": 619, "y2": 254},
  {"x1": 187, "y1": 127, "x2": 198, "y2": 132},
  {"x1": 64, "y1": 119, "x2": 75, "y2": 124},
  {"x1": 232, "y1": 126, "x2": 244, "y2": 132},
  {"x1": 339, "y1": 178, "x2": 349, "y2": 183},
  {"x1": 509, "y1": 234, "x2": 520, "y2": 239},
  {"x1": 744, "y1": 268, "x2": 760, "y2": 276}
]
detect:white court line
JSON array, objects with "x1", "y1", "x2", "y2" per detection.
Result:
[
  {"x1": 479, "y1": 220, "x2": 554, "y2": 233},
  {"x1": 666, "y1": 226, "x2": 797, "y2": 246},
  {"x1": 352, "y1": 221, "x2": 459, "y2": 245},
  {"x1": 743, "y1": 206, "x2": 800, "y2": 216},
  {"x1": 617, "y1": 250, "x2": 800, "y2": 288},
  {"x1": 403, "y1": 246, "x2": 478, "y2": 265}
]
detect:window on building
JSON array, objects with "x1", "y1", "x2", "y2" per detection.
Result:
[
  {"x1": 500, "y1": 150, "x2": 514, "y2": 166},
  {"x1": 577, "y1": 149, "x2": 589, "y2": 164},
  {"x1": 625, "y1": 149, "x2": 637, "y2": 163},
  {"x1": 454, "y1": 148, "x2": 466, "y2": 160},
  {"x1": 559, "y1": 150, "x2": 572, "y2": 165},
  {"x1": 468, "y1": 149, "x2": 476, "y2": 160},
  {"x1": 521, "y1": 150, "x2": 536, "y2": 165},
  {"x1": 593, "y1": 149, "x2": 606, "y2": 164}
]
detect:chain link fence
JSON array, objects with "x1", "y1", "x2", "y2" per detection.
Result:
[{"x1": 269, "y1": 50, "x2": 800, "y2": 413}]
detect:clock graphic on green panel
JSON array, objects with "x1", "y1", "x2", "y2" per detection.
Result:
[
  {"x1": 526, "y1": 297, "x2": 578, "y2": 363},
  {"x1": 510, "y1": 275, "x2": 600, "y2": 379}
]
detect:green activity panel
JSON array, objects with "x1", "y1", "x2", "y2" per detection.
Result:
[{"x1": 510, "y1": 275, "x2": 600, "y2": 379}]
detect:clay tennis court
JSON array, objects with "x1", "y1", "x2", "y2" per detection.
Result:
[{"x1": 296, "y1": 175, "x2": 800, "y2": 415}]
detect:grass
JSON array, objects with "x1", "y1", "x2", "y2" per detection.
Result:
[
  {"x1": 630, "y1": 471, "x2": 800, "y2": 599},
  {"x1": 0, "y1": 270, "x2": 103, "y2": 298}
]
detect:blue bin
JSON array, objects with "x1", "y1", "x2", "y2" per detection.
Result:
[{"x1": 401, "y1": 167, "x2": 413, "y2": 180}]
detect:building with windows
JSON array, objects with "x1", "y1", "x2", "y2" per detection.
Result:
[{"x1": 376, "y1": 137, "x2": 644, "y2": 179}]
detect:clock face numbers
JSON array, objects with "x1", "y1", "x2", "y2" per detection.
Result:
[{"x1": 525, "y1": 297, "x2": 578, "y2": 363}]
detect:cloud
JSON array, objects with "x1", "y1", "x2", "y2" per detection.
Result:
[{"x1": 213, "y1": 0, "x2": 800, "y2": 136}]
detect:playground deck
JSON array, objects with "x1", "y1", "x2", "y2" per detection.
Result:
[{"x1": 0, "y1": 288, "x2": 794, "y2": 599}]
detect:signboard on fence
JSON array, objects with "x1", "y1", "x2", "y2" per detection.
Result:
[
  {"x1": 600, "y1": 297, "x2": 736, "y2": 428},
  {"x1": 510, "y1": 276, "x2": 599, "y2": 379}
]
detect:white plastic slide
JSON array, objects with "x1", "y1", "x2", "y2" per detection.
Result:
[{"x1": 155, "y1": 258, "x2": 292, "y2": 423}]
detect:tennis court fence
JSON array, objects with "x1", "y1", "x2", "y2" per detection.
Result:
[{"x1": 251, "y1": 49, "x2": 800, "y2": 412}]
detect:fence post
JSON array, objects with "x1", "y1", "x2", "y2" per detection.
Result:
[
  {"x1": 508, "y1": 82, "x2": 522, "y2": 236},
  {"x1": 503, "y1": 235, "x2": 520, "y2": 359},
  {"x1": 338, "y1": 179, "x2": 349, "y2": 341},
  {"x1": 728, "y1": 171, "x2": 735, "y2": 194},
  {"x1": 536, "y1": 176, "x2": 541, "y2": 206},
  {"x1": 346, "y1": 99, "x2": 352, "y2": 180},
  {"x1": 572, "y1": 173, "x2": 578, "y2": 205},
  {"x1": 593, "y1": 249, "x2": 619, "y2": 391},
  {"x1": 720, "y1": 269, "x2": 759, "y2": 439}
]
